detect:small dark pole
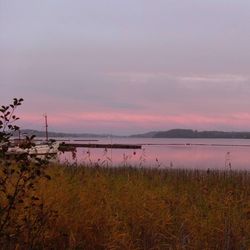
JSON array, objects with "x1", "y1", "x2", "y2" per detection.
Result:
[
  {"x1": 44, "y1": 114, "x2": 48, "y2": 142},
  {"x1": 18, "y1": 130, "x2": 21, "y2": 142}
]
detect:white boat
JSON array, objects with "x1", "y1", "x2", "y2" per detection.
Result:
[
  {"x1": 29, "y1": 142, "x2": 60, "y2": 155},
  {"x1": 6, "y1": 115, "x2": 60, "y2": 157},
  {"x1": 6, "y1": 142, "x2": 60, "y2": 156}
]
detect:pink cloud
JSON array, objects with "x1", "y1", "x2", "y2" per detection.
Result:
[{"x1": 18, "y1": 111, "x2": 250, "y2": 133}]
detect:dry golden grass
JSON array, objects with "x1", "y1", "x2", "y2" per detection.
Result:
[{"x1": 1, "y1": 164, "x2": 250, "y2": 249}]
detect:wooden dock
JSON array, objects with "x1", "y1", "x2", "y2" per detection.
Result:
[{"x1": 59, "y1": 142, "x2": 141, "y2": 151}]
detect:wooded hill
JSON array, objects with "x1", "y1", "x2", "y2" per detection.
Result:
[{"x1": 130, "y1": 129, "x2": 250, "y2": 139}]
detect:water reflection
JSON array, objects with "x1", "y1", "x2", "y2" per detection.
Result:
[{"x1": 58, "y1": 138, "x2": 250, "y2": 170}]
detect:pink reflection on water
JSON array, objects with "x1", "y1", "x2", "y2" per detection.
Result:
[
  {"x1": 142, "y1": 145, "x2": 250, "y2": 170},
  {"x1": 59, "y1": 139, "x2": 250, "y2": 170}
]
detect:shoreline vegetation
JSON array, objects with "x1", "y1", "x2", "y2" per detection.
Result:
[{"x1": 1, "y1": 163, "x2": 249, "y2": 249}]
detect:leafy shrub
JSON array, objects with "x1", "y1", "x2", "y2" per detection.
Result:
[{"x1": 0, "y1": 98, "x2": 57, "y2": 249}]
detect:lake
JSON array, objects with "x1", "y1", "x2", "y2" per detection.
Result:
[{"x1": 58, "y1": 138, "x2": 250, "y2": 170}]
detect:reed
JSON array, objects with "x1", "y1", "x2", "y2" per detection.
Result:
[{"x1": 1, "y1": 164, "x2": 248, "y2": 249}]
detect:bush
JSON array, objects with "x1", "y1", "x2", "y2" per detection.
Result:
[{"x1": 0, "y1": 98, "x2": 56, "y2": 249}]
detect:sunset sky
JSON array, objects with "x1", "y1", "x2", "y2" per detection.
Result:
[{"x1": 1, "y1": 0, "x2": 250, "y2": 135}]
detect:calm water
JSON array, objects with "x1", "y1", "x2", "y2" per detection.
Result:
[{"x1": 58, "y1": 138, "x2": 250, "y2": 170}]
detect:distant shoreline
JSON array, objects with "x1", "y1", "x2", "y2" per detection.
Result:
[{"x1": 15, "y1": 128, "x2": 250, "y2": 139}]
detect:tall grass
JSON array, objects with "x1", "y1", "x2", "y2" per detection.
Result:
[{"x1": 1, "y1": 163, "x2": 250, "y2": 249}]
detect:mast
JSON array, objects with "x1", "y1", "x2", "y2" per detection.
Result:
[
  {"x1": 44, "y1": 114, "x2": 48, "y2": 142},
  {"x1": 18, "y1": 130, "x2": 21, "y2": 143}
]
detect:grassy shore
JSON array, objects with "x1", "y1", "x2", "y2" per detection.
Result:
[{"x1": 1, "y1": 164, "x2": 250, "y2": 249}]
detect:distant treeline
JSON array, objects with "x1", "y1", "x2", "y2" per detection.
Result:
[
  {"x1": 131, "y1": 129, "x2": 250, "y2": 139},
  {"x1": 14, "y1": 129, "x2": 110, "y2": 138},
  {"x1": 13, "y1": 128, "x2": 250, "y2": 139}
]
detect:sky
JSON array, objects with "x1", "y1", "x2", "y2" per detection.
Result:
[{"x1": 1, "y1": 0, "x2": 250, "y2": 135}]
